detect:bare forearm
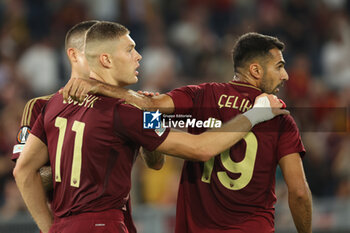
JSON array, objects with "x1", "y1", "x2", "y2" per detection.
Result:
[
  {"x1": 289, "y1": 190, "x2": 312, "y2": 233},
  {"x1": 13, "y1": 135, "x2": 51, "y2": 232},
  {"x1": 157, "y1": 114, "x2": 252, "y2": 161},
  {"x1": 94, "y1": 82, "x2": 175, "y2": 113},
  {"x1": 95, "y1": 83, "x2": 157, "y2": 110},
  {"x1": 190, "y1": 95, "x2": 288, "y2": 158},
  {"x1": 156, "y1": 94, "x2": 288, "y2": 160},
  {"x1": 197, "y1": 114, "x2": 252, "y2": 156},
  {"x1": 15, "y1": 170, "x2": 53, "y2": 233}
]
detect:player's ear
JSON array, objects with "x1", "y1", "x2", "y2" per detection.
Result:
[
  {"x1": 99, "y1": 53, "x2": 112, "y2": 68},
  {"x1": 249, "y1": 63, "x2": 264, "y2": 80},
  {"x1": 67, "y1": 48, "x2": 78, "y2": 63}
]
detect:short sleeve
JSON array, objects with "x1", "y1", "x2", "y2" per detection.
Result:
[
  {"x1": 12, "y1": 98, "x2": 40, "y2": 161},
  {"x1": 114, "y1": 103, "x2": 170, "y2": 151},
  {"x1": 12, "y1": 96, "x2": 51, "y2": 161},
  {"x1": 166, "y1": 85, "x2": 203, "y2": 115},
  {"x1": 12, "y1": 126, "x2": 31, "y2": 161},
  {"x1": 277, "y1": 115, "x2": 305, "y2": 161},
  {"x1": 31, "y1": 112, "x2": 48, "y2": 145}
]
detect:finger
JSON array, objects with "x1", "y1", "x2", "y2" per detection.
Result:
[
  {"x1": 62, "y1": 80, "x2": 73, "y2": 102},
  {"x1": 75, "y1": 85, "x2": 85, "y2": 103},
  {"x1": 69, "y1": 79, "x2": 79, "y2": 100},
  {"x1": 278, "y1": 109, "x2": 290, "y2": 115},
  {"x1": 81, "y1": 87, "x2": 89, "y2": 102},
  {"x1": 273, "y1": 108, "x2": 290, "y2": 116},
  {"x1": 266, "y1": 94, "x2": 277, "y2": 102},
  {"x1": 267, "y1": 96, "x2": 283, "y2": 108},
  {"x1": 80, "y1": 86, "x2": 90, "y2": 102},
  {"x1": 79, "y1": 93, "x2": 87, "y2": 103},
  {"x1": 279, "y1": 99, "x2": 286, "y2": 109}
]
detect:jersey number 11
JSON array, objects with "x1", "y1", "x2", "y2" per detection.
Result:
[{"x1": 54, "y1": 117, "x2": 85, "y2": 188}]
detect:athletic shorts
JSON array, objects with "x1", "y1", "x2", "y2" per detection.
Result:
[
  {"x1": 176, "y1": 212, "x2": 274, "y2": 233},
  {"x1": 49, "y1": 209, "x2": 128, "y2": 233}
]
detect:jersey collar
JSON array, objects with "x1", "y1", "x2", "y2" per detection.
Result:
[{"x1": 228, "y1": 80, "x2": 262, "y2": 92}]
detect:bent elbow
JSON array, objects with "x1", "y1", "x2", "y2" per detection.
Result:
[
  {"x1": 289, "y1": 185, "x2": 311, "y2": 202},
  {"x1": 13, "y1": 163, "x2": 20, "y2": 179},
  {"x1": 193, "y1": 147, "x2": 216, "y2": 162},
  {"x1": 13, "y1": 164, "x2": 23, "y2": 183},
  {"x1": 12, "y1": 167, "x2": 18, "y2": 179},
  {"x1": 200, "y1": 155, "x2": 214, "y2": 162},
  {"x1": 13, "y1": 162, "x2": 31, "y2": 184}
]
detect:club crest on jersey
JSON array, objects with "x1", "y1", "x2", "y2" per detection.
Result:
[
  {"x1": 154, "y1": 126, "x2": 166, "y2": 137},
  {"x1": 143, "y1": 110, "x2": 162, "y2": 129},
  {"x1": 17, "y1": 126, "x2": 31, "y2": 143}
]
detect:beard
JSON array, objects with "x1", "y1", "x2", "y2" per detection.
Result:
[
  {"x1": 261, "y1": 75, "x2": 284, "y2": 94},
  {"x1": 272, "y1": 81, "x2": 285, "y2": 93}
]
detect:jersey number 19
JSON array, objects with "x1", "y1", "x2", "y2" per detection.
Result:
[{"x1": 201, "y1": 132, "x2": 258, "y2": 190}]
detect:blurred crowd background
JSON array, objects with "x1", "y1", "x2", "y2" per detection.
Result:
[{"x1": 0, "y1": 0, "x2": 349, "y2": 232}]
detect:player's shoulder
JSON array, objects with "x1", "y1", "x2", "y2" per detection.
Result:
[
  {"x1": 265, "y1": 113, "x2": 297, "y2": 126},
  {"x1": 272, "y1": 113, "x2": 300, "y2": 133},
  {"x1": 118, "y1": 101, "x2": 143, "y2": 111},
  {"x1": 184, "y1": 82, "x2": 226, "y2": 93},
  {"x1": 201, "y1": 81, "x2": 251, "y2": 92},
  {"x1": 279, "y1": 114, "x2": 298, "y2": 127},
  {"x1": 279, "y1": 114, "x2": 297, "y2": 124},
  {"x1": 198, "y1": 82, "x2": 226, "y2": 89},
  {"x1": 90, "y1": 95, "x2": 143, "y2": 112},
  {"x1": 202, "y1": 82, "x2": 252, "y2": 98},
  {"x1": 96, "y1": 95, "x2": 132, "y2": 107},
  {"x1": 24, "y1": 94, "x2": 54, "y2": 107},
  {"x1": 20, "y1": 93, "x2": 55, "y2": 127},
  {"x1": 253, "y1": 114, "x2": 300, "y2": 136},
  {"x1": 228, "y1": 81, "x2": 261, "y2": 95},
  {"x1": 113, "y1": 100, "x2": 144, "y2": 127}
]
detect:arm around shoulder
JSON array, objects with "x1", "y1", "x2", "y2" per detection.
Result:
[
  {"x1": 155, "y1": 93, "x2": 288, "y2": 161},
  {"x1": 156, "y1": 114, "x2": 253, "y2": 161},
  {"x1": 82, "y1": 79, "x2": 175, "y2": 113}
]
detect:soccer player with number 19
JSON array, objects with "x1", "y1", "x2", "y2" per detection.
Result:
[
  {"x1": 62, "y1": 32, "x2": 312, "y2": 233},
  {"x1": 170, "y1": 33, "x2": 312, "y2": 233}
]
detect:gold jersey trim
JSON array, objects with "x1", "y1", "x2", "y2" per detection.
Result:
[
  {"x1": 229, "y1": 81, "x2": 261, "y2": 92},
  {"x1": 21, "y1": 94, "x2": 54, "y2": 126},
  {"x1": 122, "y1": 101, "x2": 143, "y2": 110}
]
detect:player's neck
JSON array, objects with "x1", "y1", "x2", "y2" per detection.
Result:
[
  {"x1": 90, "y1": 70, "x2": 117, "y2": 86},
  {"x1": 233, "y1": 73, "x2": 259, "y2": 88},
  {"x1": 71, "y1": 68, "x2": 89, "y2": 80},
  {"x1": 89, "y1": 71, "x2": 100, "y2": 81}
]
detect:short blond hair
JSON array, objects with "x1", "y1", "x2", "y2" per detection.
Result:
[
  {"x1": 85, "y1": 21, "x2": 130, "y2": 66},
  {"x1": 64, "y1": 20, "x2": 99, "y2": 51}
]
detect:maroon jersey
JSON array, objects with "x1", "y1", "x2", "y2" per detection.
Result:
[
  {"x1": 31, "y1": 93, "x2": 169, "y2": 220},
  {"x1": 167, "y1": 81, "x2": 305, "y2": 233},
  {"x1": 12, "y1": 95, "x2": 53, "y2": 161}
]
